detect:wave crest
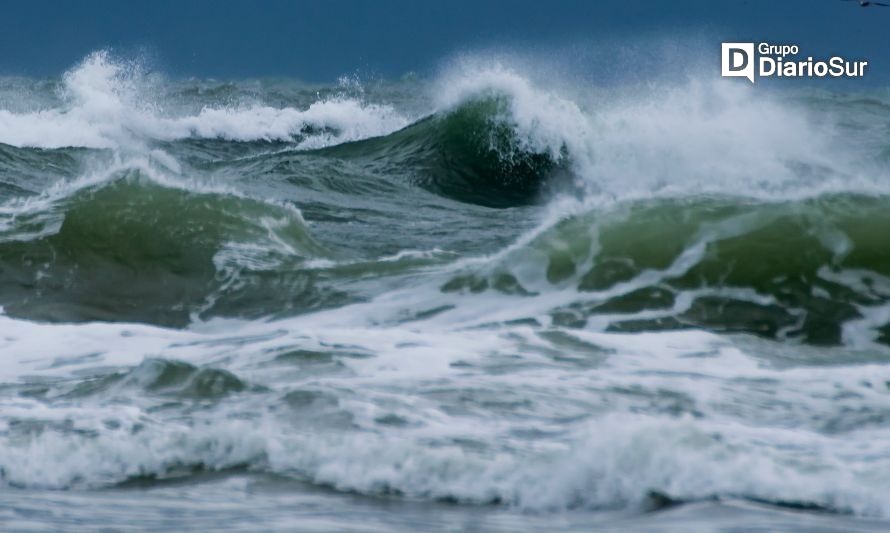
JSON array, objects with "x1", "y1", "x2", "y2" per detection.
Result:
[{"x1": 0, "y1": 52, "x2": 410, "y2": 150}]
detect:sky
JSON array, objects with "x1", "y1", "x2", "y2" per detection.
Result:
[{"x1": 0, "y1": 0, "x2": 888, "y2": 83}]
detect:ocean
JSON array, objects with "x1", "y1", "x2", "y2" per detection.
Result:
[{"x1": 1, "y1": 51, "x2": 890, "y2": 531}]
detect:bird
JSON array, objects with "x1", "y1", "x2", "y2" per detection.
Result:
[{"x1": 842, "y1": 0, "x2": 890, "y2": 6}]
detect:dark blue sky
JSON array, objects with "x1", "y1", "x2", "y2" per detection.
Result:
[{"x1": 1, "y1": 0, "x2": 887, "y2": 82}]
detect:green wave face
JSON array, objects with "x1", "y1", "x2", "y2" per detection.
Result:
[
  {"x1": 0, "y1": 172, "x2": 336, "y2": 326},
  {"x1": 442, "y1": 195, "x2": 890, "y2": 346},
  {"x1": 319, "y1": 95, "x2": 572, "y2": 207}
]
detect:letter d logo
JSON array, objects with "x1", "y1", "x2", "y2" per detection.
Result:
[{"x1": 722, "y1": 43, "x2": 755, "y2": 83}]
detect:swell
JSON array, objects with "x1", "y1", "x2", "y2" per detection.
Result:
[
  {"x1": 6, "y1": 52, "x2": 890, "y2": 527},
  {"x1": 436, "y1": 194, "x2": 890, "y2": 348},
  {"x1": 0, "y1": 53, "x2": 580, "y2": 208},
  {"x1": 313, "y1": 96, "x2": 573, "y2": 207},
  {"x1": 0, "y1": 169, "x2": 339, "y2": 326}
]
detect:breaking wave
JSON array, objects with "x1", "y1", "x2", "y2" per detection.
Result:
[{"x1": 3, "y1": 50, "x2": 890, "y2": 526}]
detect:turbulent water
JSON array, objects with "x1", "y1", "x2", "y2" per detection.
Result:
[{"x1": 2, "y1": 51, "x2": 890, "y2": 531}]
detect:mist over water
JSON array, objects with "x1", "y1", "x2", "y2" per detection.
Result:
[{"x1": 3, "y1": 49, "x2": 890, "y2": 530}]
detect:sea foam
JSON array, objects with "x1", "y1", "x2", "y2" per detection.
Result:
[{"x1": 0, "y1": 52, "x2": 410, "y2": 150}]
